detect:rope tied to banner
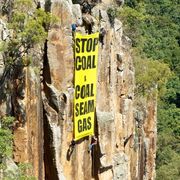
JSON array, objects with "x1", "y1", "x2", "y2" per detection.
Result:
[{"x1": 72, "y1": 1, "x2": 102, "y2": 176}]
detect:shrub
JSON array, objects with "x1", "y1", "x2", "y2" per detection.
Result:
[
  {"x1": 107, "y1": 6, "x2": 118, "y2": 26},
  {"x1": 1, "y1": 0, "x2": 57, "y2": 67},
  {"x1": 134, "y1": 54, "x2": 172, "y2": 97}
]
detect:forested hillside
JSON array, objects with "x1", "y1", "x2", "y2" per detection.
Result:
[{"x1": 117, "y1": 0, "x2": 180, "y2": 179}]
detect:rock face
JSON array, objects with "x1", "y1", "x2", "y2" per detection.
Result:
[{"x1": 0, "y1": 0, "x2": 157, "y2": 180}]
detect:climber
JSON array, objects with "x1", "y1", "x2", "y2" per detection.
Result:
[
  {"x1": 71, "y1": 23, "x2": 78, "y2": 32},
  {"x1": 99, "y1": 27, "x2": 106, "y2": 46},
  {"x1": 70, "y1": 139, "x2": 76, "y2": 149},
  {"x1": 67, "y1": 139, "x2": 76, "y2": 161},
  {"x1": 88, "y1": 136, "x2": 97, "y2": 153}
]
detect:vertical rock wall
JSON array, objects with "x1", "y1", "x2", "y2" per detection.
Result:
[
  {"x1": 135, "y1": 97, "x2": 157, "y2": 180},
  {"x1": 0, "y1": 51, "x2": 44, "y2": 179},
  {"x1": 0, "y1": 0, "x2": 156, "y2": 180}
]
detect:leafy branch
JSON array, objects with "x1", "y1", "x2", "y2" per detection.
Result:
[{"x1": 1, "y1": 0, "x2": 57, "y2": 67}]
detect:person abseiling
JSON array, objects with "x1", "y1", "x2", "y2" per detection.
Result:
[
  {"x1": 71, "y1": 23, "x2": 78, "y2": 32},
  {"x1": 88, "y1": 136, "x2": 97, "y2": 153}
]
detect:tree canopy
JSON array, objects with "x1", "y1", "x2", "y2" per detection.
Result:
[{"x1": 118, "y1": 0, "x2": 180, "y2": 179}]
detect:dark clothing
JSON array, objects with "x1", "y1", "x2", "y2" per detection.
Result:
[
  {"x1": 70, "y1": 140, "x2": 76, "y2": 148},
  {"x1": 91, "y1": 137, "x2": 97, "y2": 145},
  {"x1": 99, "y1": 28, "x2": 106, "y2": 46}
]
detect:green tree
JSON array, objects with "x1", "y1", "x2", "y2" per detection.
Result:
[
  {"x1": 134, "y1": 54, "x2": 171, "y2": 97},
  {"x1": 0, "y1": 116, "x2": 14, "y2": 161},
  {"x1": 118, "y1": 1, "x2": 180, "y2": 179},
  {"x1": 1, "y1": 0, "x2": 56, "y2": 67}
]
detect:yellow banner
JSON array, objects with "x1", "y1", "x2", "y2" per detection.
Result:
[{"x1": 74, "y1": 32, "x2": 99, "y2": 141}]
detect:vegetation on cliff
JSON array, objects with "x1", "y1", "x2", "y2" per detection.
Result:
[
  {"x1": 118, "y1": 0, "x2": 180, "y2": 179},
  {"x1": 0, "y1": 116, "x2": 14, "y2": 160},
  {"x1": 0, "y1": 0, "x2": 55, "y2": 178},
  {"x1": 0, "y1": 0, "x2": 56, "y2": 67}
]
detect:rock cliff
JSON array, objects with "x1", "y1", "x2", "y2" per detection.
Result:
[{"x1": 0, "y1": 0, "x2": 156, "y2": 179}]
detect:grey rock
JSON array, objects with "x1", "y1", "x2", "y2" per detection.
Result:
[
  {"x1": 134, "y1": 110, "x2": 144, "y2": 122},
  {"x1": 0, "y1": 19, "x2": 9, "y2": 40},
  {"x1": 2, "y1": 157, "x2": 19, "y2": 178},
  {"x1": 121, "y1": 99, "x2": 131, "y2": 115},
  {"x1": 113, "y1": 153, "x2": 129, "y2": 180},
  {"x1": 113, "y1": 153, "x2": 129, "y2": 165},
  {"x1": 72, "y1": 4, "x2": 82, "y2": 24},
  {"x1": 96, "y1": 110, "x2": 114, "y2": 123},
  {"x1": 114, "y1": 18, "x2": 122, "y2": 32},
  {"x1": 122, "y1": 35, "x2": 132, "y2": 47},
  {"x1": 99, "y1": 9, "x2": 109, "y2": 22}
]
